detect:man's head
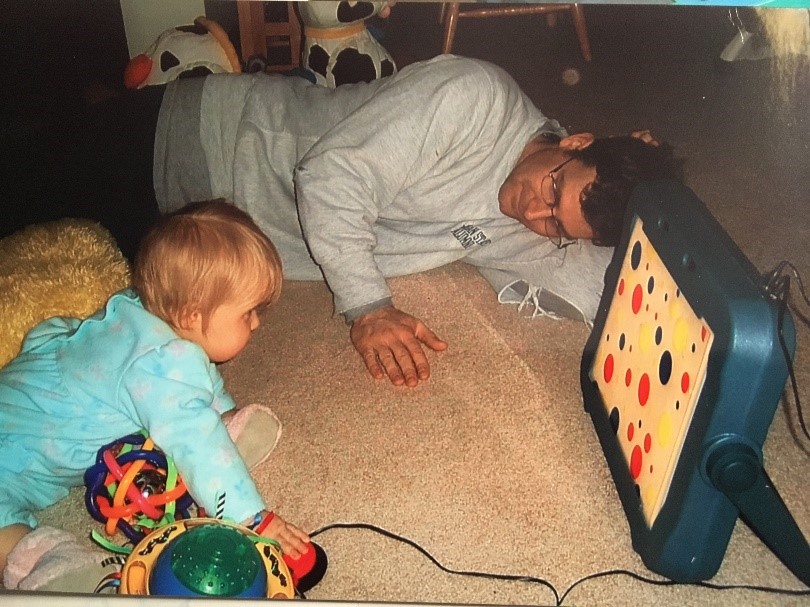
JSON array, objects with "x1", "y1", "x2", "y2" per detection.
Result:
[
  {"x1": 498, "y1": 132, "x2": 682, "y2": 247},
  {"x1": 575, "y1": 135, "x2": 683, "y2": 246}
]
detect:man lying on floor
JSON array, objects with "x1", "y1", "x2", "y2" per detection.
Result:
[{"x1": 36, "y1": 54, "x2": 682, "y2": 387}]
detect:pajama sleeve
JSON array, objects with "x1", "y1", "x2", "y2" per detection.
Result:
[{"x1": 119, "y1": 339, "x2": 264, "y2": 523}]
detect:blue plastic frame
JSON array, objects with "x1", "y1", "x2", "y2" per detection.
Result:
[{"x1": 580, "y1": 180, "x2": 797, "y2": 582}]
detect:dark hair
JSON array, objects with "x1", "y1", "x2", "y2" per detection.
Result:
[{"x1": 574, "y1": 137, "x2": 683, "y2": 246}]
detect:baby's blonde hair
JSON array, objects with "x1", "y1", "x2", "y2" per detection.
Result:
[{"x1": 133, "y1": 199, "x2": 282, "y2": 331}]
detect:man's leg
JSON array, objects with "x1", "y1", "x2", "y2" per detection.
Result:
[{"x1": 478, "y1": 242, "x2": 614, "y2": 326}]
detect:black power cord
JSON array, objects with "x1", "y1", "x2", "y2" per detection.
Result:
[
  {"x1": 762, "y1": 260, "x2": 810, "y2": 444},
  {"x1": 309, "y1": 522, "x2": 810, "y2": 604},
  {"x1": 307, "y1": 262, "x2": 810, "y2": 603}
]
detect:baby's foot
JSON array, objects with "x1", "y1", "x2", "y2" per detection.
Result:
[{"x1": 224, "y1": 403, "x2": 282, "y2": 470}]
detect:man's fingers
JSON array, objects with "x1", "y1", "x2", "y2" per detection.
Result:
[
  {"x1": 630, "y1": 129, "x2": 659, "y2": 146},
  {"x1": 400, "y1": 336, "x2": 431, "y2": 381},
  {"x1": 414, "y1": 323, "x2": 448, "y2": 352},
  {"x1": 391, "y1": 342, "x2": 424, "y2": 386},
  {"x1": 369, "y1": 343, "x2": 425, "y2": 387},
  {"x1": 378, "y1": 349, "x2": 406, "y2": 386},
  {"x1": 361, "y1": 349, "x2": 386, "y2": 380}
]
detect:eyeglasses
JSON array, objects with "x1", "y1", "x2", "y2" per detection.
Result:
[{"x1": 540, "y1": 156, "x2": 577, "y2": 249}]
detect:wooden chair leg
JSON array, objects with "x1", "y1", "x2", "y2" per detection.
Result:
[
  {"x1": 442, "y1": 3, "x2": 461, "y2": 54},
  {"x1": 571, "y1": 4, "x2": 592, "y2": 62},
  {"x1": 236, "y1": 0, "x2": 266, "y2": 63},
  {"x1": 438, "y1": 2, "x2": 447, "y2": 25},
  {"x1": 288, "y1": 1, "x2": 301, "y2": 68}
]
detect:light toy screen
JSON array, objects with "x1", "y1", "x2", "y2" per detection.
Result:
[
  {"x1": 581, "y1": 180, "x2": 806, "y2": 585},
  {"x1": 590, "y1": 218, "x2": 713, "y2": 527}
]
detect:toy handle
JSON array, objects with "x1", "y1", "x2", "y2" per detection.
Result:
[{"x1": 283, "y1": 542, "x2": 328, "y2": 594}]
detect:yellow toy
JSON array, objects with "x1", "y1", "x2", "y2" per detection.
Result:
[
  {"x1": 0, "y1": 218, "x2": 130, "y2": 368},
  {"x1": 118, "y1": 518, "x2": 295, "y2": 598}
]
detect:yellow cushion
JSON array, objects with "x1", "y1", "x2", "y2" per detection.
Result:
[{"x1": 0, "y1": 219, "x2": 131, "y2": 368}]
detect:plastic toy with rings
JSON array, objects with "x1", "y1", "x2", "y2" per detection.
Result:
[
  {"x1": 117, "y1": 518, "x2": 296, "y2": 598},
  {"x1": 84, "y1": 432, "x2": 199, "y2": 544}
]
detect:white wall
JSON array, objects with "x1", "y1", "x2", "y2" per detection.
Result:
[{"x1": 119, "y1": 0, "x2": 206, "y2": 57}]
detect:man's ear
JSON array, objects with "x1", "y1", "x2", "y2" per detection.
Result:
[{"x1": 559, "y1": 132, "x2": 595, "y2": 151}]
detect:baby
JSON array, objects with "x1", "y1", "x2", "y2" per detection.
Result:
[{"x1": 0, "y1": 199, "x2": 309, "y2": 592}]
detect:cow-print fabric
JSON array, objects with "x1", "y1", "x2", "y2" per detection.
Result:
[{"x1": 299, "y1": 1, "x2": 396, "y2": 88}]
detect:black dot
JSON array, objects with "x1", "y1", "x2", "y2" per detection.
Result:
[
  {"x1": 609, "y1": 407, "x2": 620, "y2": 433},
  {"x1": 655, "y1": 326, "x2": 663, "y2": 345},
  {"x1": 619, "y1": 334, "x2": 626, "y2": 350},
  {"x1": 647, "y1": 276, "x2": 655, "y2": 294},
  {"x1": 659, "y1": 351, "x2": 672, "y2": 384},
  {"x1": 631, "y1": 241, "x2": 642, "y2": 270}
]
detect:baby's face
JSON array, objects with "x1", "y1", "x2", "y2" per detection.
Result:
[{"x1": 187, "y1": 297, "x2": 263, "y2": 363}]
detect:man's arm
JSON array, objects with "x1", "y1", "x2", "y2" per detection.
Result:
[{"x1": 294, "y1": 57, "x2": 507, "y2": 385}]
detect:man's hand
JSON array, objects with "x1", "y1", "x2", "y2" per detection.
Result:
[
  {"x1": 350, "y1": 306, "x2": 447, "y2": 387},
  {"x1": 630, "y1": 129, "x2": 660, "y2": 146}
]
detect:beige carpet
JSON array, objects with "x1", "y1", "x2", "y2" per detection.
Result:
[
  {"x1": 36, "y1": 258, "x2": 808, "y2": 606},
  {"x1": 21, "y1": 4, "x2": 810, "y2": 605}
]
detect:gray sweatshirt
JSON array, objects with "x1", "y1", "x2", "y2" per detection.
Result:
[{"x1": 154, "y1": 55, "x2": 612, "y2": 323}]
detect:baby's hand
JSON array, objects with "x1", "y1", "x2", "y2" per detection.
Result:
[{"x1": 259, "y1": 512, "x2": 310, "y2": 558}]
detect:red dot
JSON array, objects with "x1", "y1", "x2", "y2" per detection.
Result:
[
  {"x1": 627, "y1": 423, "x2": 635, "y2": 441},
  {"x1": 701, "y1": 326, "x2": 708, "y2": 342},
  {"x1": 644, "y1": 433, "x2": 652, "y2": 453},
  {"x1": 632, "y1": 284, "x2": 643, "y2": 314},
  {"x1": 681, "y1": 372, "x2": 690, "y2": 393},
  {"x1": 604, "y1": 354, "x2": 614, "y2": 383},
  {"x1": 630, "y1": 445, "x2": 642, "y2": 479},
  {"x1": 625, "y1": 368, "x2": 632, "y2": 387},
  {"x1": 638, "y1": 373, "x2": 650, "y2": 406},
  {"x1": 618, "y1": 278, "x2": 625, "y2": 295}
]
